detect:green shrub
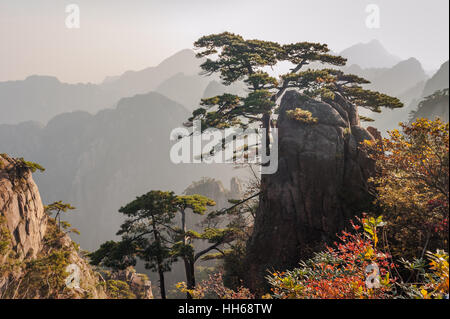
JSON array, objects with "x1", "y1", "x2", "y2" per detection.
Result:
[
  {"x1": 106, "y1": 280, "x2": 136, "y2": 299},
  {"x1": 286, "y1": 108, "x2": 318, "y2": 124}
]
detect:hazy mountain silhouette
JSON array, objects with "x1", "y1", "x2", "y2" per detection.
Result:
[
  {"x1": 202, "y1": 80, "x2": 248, "y2": 99},
  {"x1": 359, "y1": 59, "x2": 448, "y2": 133},
  {"x1": 0, "y1": 42, "x2": 423, "y2": 126},
  {"x1": 367, "y1": 58, "x2": 427, "y2": 97},
  {"x1": 155, "y1": 72, "x2": 212, "y2": 111},
  {"x1": 344, "y1": 58, "x2": 427, "y2": 98},
  {"x1": 407, "y1": 61, "x2": 449, "y2": 123},
  {"x1": 342, "y1": 57, "x2": 428, "y2": 134},
  {"x1": 0, "y1": 49, "x2": 203, "y2": 125},
  {"x1": 340, "y1": 39, "x2": 402, "y2": 68},
  {"x1": 101, "y1": 49, "x2": 203, "y2": 102},
  {"x1": 0, "y1": 75, "x2": 113, "y2": 125},
  {"x1": 0, "y1": 92, "x2": 245, "y2": 250},
  {"x1": 0, "y1": 42, "x2": 408, "y2": 125},
  {"x1": 343, "y1": 64, "x2": 387, "y2": 80},
  {"x1": 409, "y1": 89, "x2": 449, "y2": 123},
  {"x1": 422, "y1": 61, "x2": 449, "y2": 97},
  {"x1": 397, "y1": 80, "x2": 427, "y2": 107},
  {"x1": 155, "y1": 73, "x2": 248, "y2": 112}
]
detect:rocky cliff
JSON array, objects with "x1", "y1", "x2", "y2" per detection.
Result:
[
  {"x1": 245, "y1": 90, "x2": 376, "y2": 291},
  {"x1": 0, "y1": 154, "x2": 152, "y2": 299},
  {"x1": 0, "y1": 155, "x2": 47, "y2": 262},
  {"x1": 184, "y1": 177, "x2": 243, "y2": 209}
]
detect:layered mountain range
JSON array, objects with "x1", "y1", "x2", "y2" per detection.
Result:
[
  {"x1": 356, "y1": 59, "x2": 449, "y2": 132},
  {"x1": 0, "y1": 92, "x2": 242, "y2": 251},
  {"x1": 0, "y1": 154, "x2": 152, "y2": 298},
  {"x1": 0, "y1": 40, "x2": 448, "y2": 252},
  {"x1": 1, "y1": 39, "x2": 448, "y2": 297},
  {"x1": 339, "y1": 39, "x2": 402, "y2": 69},
  {"x1": 0, "y1": 49, "x2": 229, "y2": 125}
]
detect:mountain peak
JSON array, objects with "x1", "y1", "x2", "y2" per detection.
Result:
[
  {"x1": 394, "y1": 57, "x2": 424, "y2": 70},
  {"x1": 422, "y1": 60, "x2": 449, "y2": 97},
  {"x1": 340, "y1": 40, "x2": 401, "y2": 68},
  {"x1": 403, "y1": 57, "x2": 421, "y2": 64},
  {"x1": 24, "y1": 75, "x2": 61, "y2": 84},
  {"x1": 367, "y1": 39, "x2": 383, "y2": 47},
  {"x1": 157, "y1": 49, "x2": 197, "y2": 68},
  {"x1": 115, "y1": 91, "x2": 187, "y2": 113}
]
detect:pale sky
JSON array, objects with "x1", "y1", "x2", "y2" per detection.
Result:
[{"x1": 0, "y1": 0, "x2": 448, "y2": 83}]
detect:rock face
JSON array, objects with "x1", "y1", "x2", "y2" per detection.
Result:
[
  {"x1": 0, "y1": 154, "x2": 152, "y2": 299},
  {"x1": 184, "y1": 177, "x2": 244, "y2": 209},
  {"x1": 0, "y1": 154, "x2": 106, "y2": 298},
  {"x1": 0, "y1": 154, "x2": 47, "y2": 261},
  {"x1": 245, "y1": 90, "x2": 375, "y2": 291},
  {"x1": 230, "y1": 177, "x2": 244, "y2": 200},
  {"x1": 107, "y1": 267, "x2": 154, "y2": 299}
]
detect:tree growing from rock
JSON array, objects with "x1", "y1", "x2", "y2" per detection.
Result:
[
  {"x1": 44, "y1": 201, "x2": 76, "y2": 232},
  {"x1": 186, "y1": 33, "x2": 404, "y2": 292},
  {"x1": 186, "y1": 32, "x2": 402, "y2": 142}
]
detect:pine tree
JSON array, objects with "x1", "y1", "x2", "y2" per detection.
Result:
[
  {"x1": 90, "y1": 191, "x2": 178, "y2": 299},
  {"x1": 90, "y1": 191, "x2": 235, "y2": 299},
  {"x1": 187, "y1": 32, "x2": 402, "y2": 148},
  {"x1": 171, "y1": 195, "x2": 236, "y2": 298}
]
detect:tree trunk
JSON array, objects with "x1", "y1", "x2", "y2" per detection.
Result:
[
  {"x1": 152, "y1": 218, "x2": 166, "y2": 299},
  {"x1": 183, "y1": 257, "x2": 196, "y2": 299},
  {"x1": 261, "y1": 113, "x2": 271, "y2": 157},
  {"x1": 158, "y1": 267, "x2": 166, "y2": 300},
  {"x1": 180, "y1": 209, "x2": 196, "y2": 299}
]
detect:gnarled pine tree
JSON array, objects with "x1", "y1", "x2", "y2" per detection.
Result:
[
  {"x1": 187, "y1": 33, "x2": 403, "y2": 293},
  {"x1": 187, "y1": 32, "x2": 402, "y2": 146}
]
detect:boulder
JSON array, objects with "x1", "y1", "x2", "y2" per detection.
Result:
[
  {"x1": 245, "y1": 91, "x2": 375, "y2": 292},
  {"x1": 108, "y1": 267, "x2": 154, "y2": 299}
]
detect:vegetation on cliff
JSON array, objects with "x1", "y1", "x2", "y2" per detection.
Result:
[
  {"x1": 0, "y1": 154, "x2": 151, "y2": 299},
  {"x1": 186, "y1": 32, "x2": 401, "y2": 136},
  {"x1": 173, "y1": 118, "x2": 448, "y2": 299},
  {"x1": 89, "y1": 190, "x2": 246, "y2": 299},
  {"x1": 1, "y1": 31, "x2": 448, "y2": 300}
]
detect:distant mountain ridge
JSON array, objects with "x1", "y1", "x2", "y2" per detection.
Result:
[
  {"x1": 343, "y1": 57, "x2": 428, "y2": 98},
  {"x1": 0, "y1": 40, "x2": 432, "y2": 126},
  {"x1": 0, "y1": 49, "x2": 203, "y2": 125},
  {"x1": 0, "y1": 92, "x2": 244, "y2": 251},
  {"x1": 409, "y1": 88, "x2": 449, "y2": 123},
  {"x1": 0, "y1": 40, "x2": 406, "y2": 125},
  {"x1": 101, "y1": 49, "x2": 204, "y2": 103},
  {"x1": 339, "y1": 39, "x2": 402, "y2": 68},
  {"x1": 422, "y1": 61, "x2": 449, "y2": 97},
  {"x1": 359, "y1": 59, "x2": 449, "y2": 133}
]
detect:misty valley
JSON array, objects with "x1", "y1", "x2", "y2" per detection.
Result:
[{"x1": 0, "y1": 0, "x2": 448, "y2": 304}]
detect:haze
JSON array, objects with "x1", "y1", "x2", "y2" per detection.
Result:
[{"x1": 1, "y1": 0, "x2": 448, "y2": 83}]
